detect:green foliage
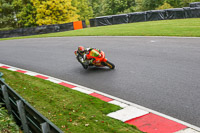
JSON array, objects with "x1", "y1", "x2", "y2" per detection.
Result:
[
  {"x1": 1, "y1": 0, "x2": 200, "y2": 29},
  {"x1": 88, "y1": 0, "x2": 107, "y2": 17},
  {"x1": 72, "y1": 0, "x2": 93, "y2": 21},
  {"x1": 32, "y1": 0, "x2": 79, "y2": 26},
  {"x1": 17, "y1": 2, "x2": 37, "y2": 27},
  {"x1": 156, "y1": 2, "x2": 173, "y2": 10},
  {"x1": 141, "y1": 0, "x2": 163, "y2": 11},
  {"x1": 0, "y1": 0, "x2": 17, "y2": 28},
  {"x1": 0, "y1": 0, "x2": 35, "y2": 28},
  {"x1": 133, "y1": 0, "x2": 143, "y2": 11},
  {"x1": 138, "y1": 0, "x2": 200, "y2": 11},
  {"x1": 0, "y1": 0, "x2": 81, "y2": 28},
  {"x1": 165, "y1": 0, "x2": 181, "y2": 8},
  {"x1": 104, "y1": 0, "x2": 136, "y2": 15},
  {"x1": 180, "y1": 0, "x2": 200, "y2": 7},
  {"x1": 88, "y1": 0, "x2": 135, "y2": 17}
]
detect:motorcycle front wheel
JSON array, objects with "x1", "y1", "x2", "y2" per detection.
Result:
[{"x1": 104, "y1": 61, "x2": 115, "y2": 69}]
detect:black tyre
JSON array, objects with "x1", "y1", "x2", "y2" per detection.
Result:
[
  {"x1": 105, "y1": 61, "x2": 115, "y2": 69},
  {"x1": 81, "y1": 63, "x2": 88, "y2": 69}
]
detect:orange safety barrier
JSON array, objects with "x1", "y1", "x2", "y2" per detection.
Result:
[{"x1": 73, "y1": 21, "x2": 83, "y2": 30}]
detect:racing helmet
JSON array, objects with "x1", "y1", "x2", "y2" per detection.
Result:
[{"x1": 78, "y1": 46, "x2": 85, "y2": 53}]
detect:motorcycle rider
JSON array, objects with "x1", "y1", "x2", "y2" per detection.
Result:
[{"x1": 74, "y1": 46, "x2": 102, "y2": 69}]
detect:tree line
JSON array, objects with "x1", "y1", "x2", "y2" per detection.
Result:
[{"x1": 0, "y1": 0, "x2": 200, "y2": 29}]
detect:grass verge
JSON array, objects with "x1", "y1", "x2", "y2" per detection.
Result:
[
  {"x1": 0, "y1": 68, "x2": 142, "y2": 133},
  {"x1": 0, "y1": 107, "x2": 20, "y2": 133},
  {"x1": 1, "y1": 18, "x2": 200, "y2": 41}
]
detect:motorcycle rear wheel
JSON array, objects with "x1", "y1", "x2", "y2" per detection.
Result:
[{"x1": 104, "y1": 61, "x2": 115, "y2": 69}]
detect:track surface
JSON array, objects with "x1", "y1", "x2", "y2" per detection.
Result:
[{"x1": 0, "y1": 36, "x2": 200, "y2": 127}]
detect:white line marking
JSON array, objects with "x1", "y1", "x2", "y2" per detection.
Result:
[
  {"x1": 107, "y1": 106, "x2": 149, "y2": 122},
  {"x1": 25, "y1": 72, "x2": 38, "y2": 76},
  {"x1": 7, "y1": 68, "x2": 17, "y2": 71},
  {"x1": 70, "y1": 36, "x2": 200, "y2": 39},
  {"x1": 46, "y1": 78, "x2": 61, "y2": 84},
  {"x1": 108, "y1": 100, "x2": 129, "y2": 108},
  {"x1": 72, "y1": 87, "x2": 93, "y2": 94},
  {"x1": 175, "y1": 128, "x2": 200, "y2": 133}
]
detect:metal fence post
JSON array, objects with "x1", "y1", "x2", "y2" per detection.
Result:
[
  {"x1": 17, "y1": 100, "x2": 29, "y2": 133},
  {"x1": 0, "y1": 72, "x2": 4, "y2": 81},
  {"x1": 41, "y1": 122, "x2": 50, "y2": 133},
  {"x1": 1, "y1": 85, "x2": 12, "y2": 114}
]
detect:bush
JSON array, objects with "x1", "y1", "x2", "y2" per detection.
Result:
[{"x1": 156, "y1": 2, "x2": 173, "y2": 10}]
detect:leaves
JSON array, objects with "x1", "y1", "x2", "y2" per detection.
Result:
[
  {"x1": 0, "y1": 107, "x2": 19, "y2": 132},
  {"x1": 156, "y1": 2, "x2": 173, "y2": 10},
  {"x1": 31, "y1": 0, "x2": 79, "y2": 26},
  {"x1": 72, "y1": 0, "x2": 93, "y2": 20},
  {"x1": 85, "y1": 123, "x2": 89, "y2": 126}
]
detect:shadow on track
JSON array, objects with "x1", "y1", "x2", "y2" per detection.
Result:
[{"x1": 74, "y1": 66, "x2": 115, "y2": 75}]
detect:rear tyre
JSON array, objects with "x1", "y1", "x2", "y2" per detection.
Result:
[{"x1": 104, "y1": 61, "x2": 115, "y2": 69}]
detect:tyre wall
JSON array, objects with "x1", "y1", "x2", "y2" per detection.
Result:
[
  {"x1": 0, "y1": 21, "x2": 86, "y2": 38},
  {"x1": 90, "y1": 3, "x2": 200, "y2": 27}
]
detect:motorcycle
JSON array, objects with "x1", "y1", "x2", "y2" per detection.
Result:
[{"x1": 75, "y1": 50, "x2": 115, "y2": 69}]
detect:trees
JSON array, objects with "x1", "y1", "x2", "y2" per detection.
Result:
[
  {"x1": 1, "y1": 0, "x2": 200, "y2": 29},
  {"x1": 88, "y1": 0, "x2": 107, "y2": 17},
  {"x1": 140, "y1": 0, "x2": 200, "y2": 11},
  {"x1": 104, "y1": 0, "x2": 135, "y2": 15},
  {"x1": 180, "y1": 0, "x2": 200, "y2": 7},
  {"x1": 0, "y1": 0, "x2": 22, "y2": 28},
  {"x1": 156, "y1": 2, "x2": 173, "y2": 10},
  {"x1": 32, "y1": 0, "x2": 79, "y2": 26},
  {"x1": 16, "y1": 1, "x2": 37, "y2": 27},
  {"x1": 165, "y1": 0, "x2": 181, "y2": 8},
  {"x1": 1, "y1": 0, "x2": 80, "y2": 28},
  {"x1": 88, "y1": 0, "x2": 135, "y2": 17},
  {"x1": 141, "y1": 0, "x2": 163, "y2": 11},
  {"x1": 72, "y1": 0, "x2": 93, "y2": 21}
]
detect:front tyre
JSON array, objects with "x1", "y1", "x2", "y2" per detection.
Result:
[{"x1": 104, "y1": 61, "x2": 115, "y2": 69}]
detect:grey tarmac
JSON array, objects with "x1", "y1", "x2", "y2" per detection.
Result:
[{"x1": 0, "y1": 36, "x2": 200, "y2": 127}]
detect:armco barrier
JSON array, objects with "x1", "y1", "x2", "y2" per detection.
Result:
[
  {"x1": 0, "y1": 21, "x2": 86, "y2": 38},
  {"x1": 0, "y1": 78, "x2": 63, "y2": 133},
  {"x1": 183, "y1": 7, "x2": 200, "y2": 18},
  {"x1": 90, "y1": 3, "x2": 200, "y2": 27},
  {"x1": 194, "y1": 7, "x2": 200, "y2": 17},
  {"x1": 112, "y1": 14, "x2": 129, "y2": 24},
  {"x1": 184, "y1": 7, "x2": 195, "y2": 18},
  {"x1": 146, "y1": 10, "x2": 166, "y2": 21},
  {"x1": 165, "y1": 8, "x2": 185, "y2": 19},
  {"x1": 190, "y1": 2, "x2": 200, "y2": 7},
  {"x1": 89, "y1": 18, "x2": 96, "y2": 27},
  {"x1": 128, "y1": 12, "x2": 146, "y2": 23},
  {"x1": 96, "y1": 16, "x2": 113, "y2": 26},
  {"x1": 0, "y1": 72, "x2": 3, "y2": 81}
]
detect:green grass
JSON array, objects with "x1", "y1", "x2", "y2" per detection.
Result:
[
  {"x1": 0, "y1": 68, "x2": 142, "y2": 133},
  {"x1": 1, "y1": 18, "x2": 200, "y2": 41},
  {"x1": 0, "y1": 107, "x2": 20, "y2": 133}
]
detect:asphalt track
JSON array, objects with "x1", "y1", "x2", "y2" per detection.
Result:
[{"x1": 0, "y1": 36, "x2": 200, "y2": 127}]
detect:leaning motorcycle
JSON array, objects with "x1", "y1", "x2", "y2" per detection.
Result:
[{"x1": 75, "y1": 50, "x2": 115, "y2": 69}]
